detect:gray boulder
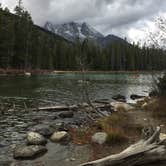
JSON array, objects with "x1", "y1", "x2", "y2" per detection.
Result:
[
  {"x1": 92, "y1": 132, "x2": 108, "y2": 145},
  {"x1": 59, "y1": 111, "x2": 74, "y2": 118},
  {"x1": 27, "y1": 132, "x2": 47, "y2": 145},
  {"x1": 14, "y1": 145, "x2": 47, "y2": 159}
]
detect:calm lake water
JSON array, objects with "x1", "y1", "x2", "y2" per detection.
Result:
[
  {"x1": 0, "y1": 73, "x2": 156, "y2": 108},
  {"x1": 0, "y1": 72, "x2": 157, "y2": 162}
]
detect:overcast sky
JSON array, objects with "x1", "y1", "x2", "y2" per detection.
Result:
[{"x1": 1, "y1": 0, "x2": 166, "y2": 42}]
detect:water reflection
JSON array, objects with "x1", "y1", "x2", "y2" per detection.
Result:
[{"x1": 0, "y1": 73, "x2": 155, "y2": 108}]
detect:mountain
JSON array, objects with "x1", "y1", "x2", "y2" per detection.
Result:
[
  {"x1": 44, "y1": 21, "x2": 126, "y2": 46},
  {"x1": 44, "y1": 21, "x2": 104, "y2": 42}
]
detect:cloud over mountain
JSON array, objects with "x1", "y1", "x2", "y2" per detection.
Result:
[{"x1": 1, "y1": 0, "x2": 166, "y2": 41}]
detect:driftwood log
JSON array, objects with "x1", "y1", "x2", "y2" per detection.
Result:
[{"x1": 79, "y1": 126, "x2": 166, "y2": 166}]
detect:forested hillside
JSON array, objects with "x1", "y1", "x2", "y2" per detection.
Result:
[{"x1": 0, "y1": 3, "x2": 166, "y2": 71}]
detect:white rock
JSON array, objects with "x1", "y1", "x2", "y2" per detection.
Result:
[
  {"x1": 111, "y1": 102, "x2": 134, "y2": 112},
  {"x1": 92, "y1": 132, "x2": 108, "y2": 145},
  {"x1": 160, "y1": 133, "x2": 166, "y2": 141},
  {"x1": 141, "y1": 102, "x2": 148, "y2": 109},
  {"x1": 27, "y1": 132, "x2": 47, "y2": 145},
  {"x1": 50, "y1": 131, "x2": 69, "y2": 142}
]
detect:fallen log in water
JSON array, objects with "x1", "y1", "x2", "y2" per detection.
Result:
[
  {"x1": 31, "y1": 105, "x2": 78, "y2": 112},
  {"x1": 79, "y1": 126, "x2": 166, "y2": 166}
]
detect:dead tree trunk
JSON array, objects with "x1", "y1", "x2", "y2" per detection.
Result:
[{"x1": 79, "y1": 127, "x2": 166, "y2": 166}]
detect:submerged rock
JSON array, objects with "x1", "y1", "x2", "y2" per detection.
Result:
[
  {"x1": 92, "y1": 132, "x2": 108, "y2": 145},
  {"x1": 59, "y1": 111, "x2": 74, "y2": 118},
  {"x1": 50, "y1": 131, "x2": 70, "y2": 143},
  {"x1": 30, "y1": 124, "x2": 54, "y2": 137},
  {"x1": 50, "y1": 122, "x2": 69, "y2": 131},
  {"x1": 27, "y1": 132, "x2": 47, "y2": 145},
  {"x1": 13, "y1": 145, "x2": 47, "y2": 159}
]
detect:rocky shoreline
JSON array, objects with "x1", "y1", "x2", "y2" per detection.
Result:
[{"x1": 1, "y1": 94, "x2": 166, "y2": 166}]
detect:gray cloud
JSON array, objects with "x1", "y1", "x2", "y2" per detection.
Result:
[{"x1": 1, "y1": 0, "x2": 166, "y2": 41}]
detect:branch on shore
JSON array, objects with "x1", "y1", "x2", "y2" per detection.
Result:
[{"x1": 79, "y1": 126, "x2": 166, "y2": 166}]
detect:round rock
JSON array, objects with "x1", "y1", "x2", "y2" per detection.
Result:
[
  {"x1": 27, "y1": 132, "x2": 47, "y2": 145},
  {"x1": 50, "y1": 131, "x2": 70, "y2": 143},
  {"x1": 92, "y1": 132, "x2": 108, "y2": 145},
  {"x1": 14, "y1": 145, "x2": 47, "y2": 159}
]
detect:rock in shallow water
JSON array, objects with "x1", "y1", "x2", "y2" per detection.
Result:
[
  {"x1": 130, "y1": 94, "x2": 145, "y2": 100},
  {"x1": 49, "y1": 122, "x2": 69, "y2": 131},
  {"x1": 112, "y1": 94, "x2": 126, "y2": 102},
  {"x1": 50, "y1": 131, "x2": 70, "y2": 143},
  {"x1": 27, "y1": 132, "x2": 47, "y2": 145},
  {"x1": 92, "y1": 132, "x2": 108, "y2": 145},
  {"x1": 30, "y1": 124, "x2": 54, "y2": 137},
  {"x1": 58, "y1": 111, "x2": 74, "y2": 118},
  {"x1": 14, "y1": 145, "x2": 47, "y2": 159}
]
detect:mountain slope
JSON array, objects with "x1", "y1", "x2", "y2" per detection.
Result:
[{"x1": 98, "y1": 35, "x2": 128, "y2": 47}]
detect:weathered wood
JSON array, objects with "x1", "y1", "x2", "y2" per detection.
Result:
[
  {"x1": 31, "y1": 103, "x2": 112, "y2": 113},
  {"x1": 79, "y1": 126, "x2": 166, "y2": 166}
]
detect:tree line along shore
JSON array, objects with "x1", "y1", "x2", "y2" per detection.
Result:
[{"x1": 0, "y1": 3, "x2": 166, "y2": 71}]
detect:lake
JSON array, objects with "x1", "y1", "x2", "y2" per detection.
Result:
[
  {"x1": 0, "y1": 72, "x2": 155, "y2": 108},
  {"x1": 0, "y1": 72, "x2": 157, "y2": 162}
]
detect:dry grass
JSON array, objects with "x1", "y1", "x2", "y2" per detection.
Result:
[
  {"x1": 69, "y1": 127, "x2": 97, "y2": 145},
  {"x1": 151, "y1": 97, "x2": 166, "y2": 119},
  {"x1": 69, "y1": 110, "x2": 142, "y2": 146},
  {"x1": 96, "y1": 111, "x2": 129, "y2": 144}
]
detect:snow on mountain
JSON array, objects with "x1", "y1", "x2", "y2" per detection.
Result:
[{"x1": 44, "y1": 21, "x2": 104, "y2": 42}]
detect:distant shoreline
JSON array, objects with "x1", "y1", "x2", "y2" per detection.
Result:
[
  {"x1": 0, "y1": 68, "x2": 162, "y2": 76},
  {"x1": 53, "y1": 70, "x2": 162, "y2": 74}
]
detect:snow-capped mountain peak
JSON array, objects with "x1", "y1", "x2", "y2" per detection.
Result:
[{"x1": 44, "y1": 21, "x2": 104, "y2": 42}]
